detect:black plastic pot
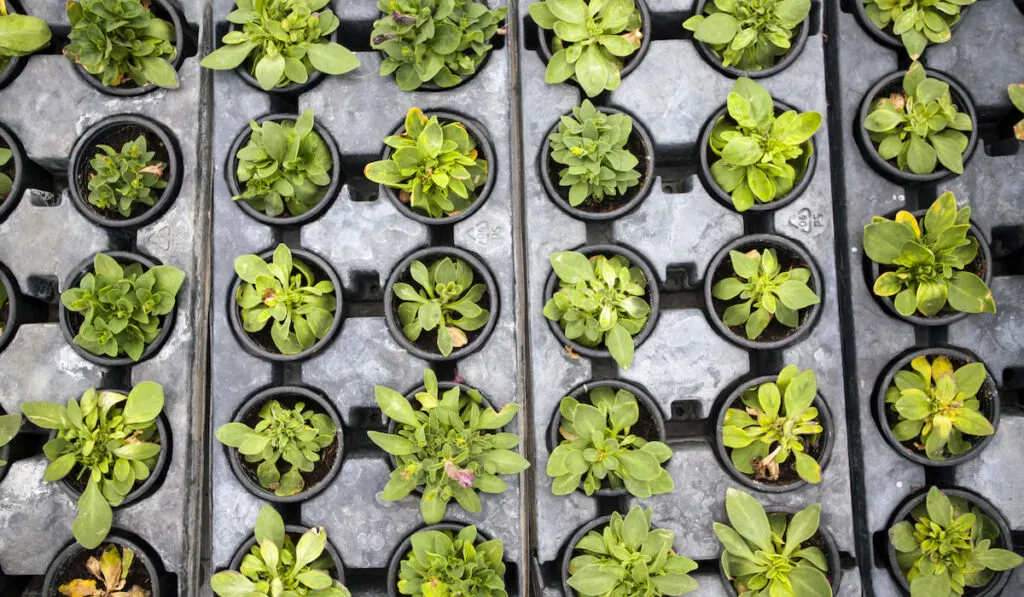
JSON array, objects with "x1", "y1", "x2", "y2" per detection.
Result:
[
  {"x1": 852, "y1": 0, "x2": 970, "y2": 53},
  {"x1": 885, "y1": 488, "x2": 1014, "y2": 597},
  {"x1": 69, "y1": 0, "x2": 186, "y2": 97},
  {"x1": 875, "y1": 347, "x2": 1000, "y2": 467},
  {"x1": 539, "y1": 106, "x2": 655, "y2": 221},
  {"x1": 0, "y1": 120, "x2": 49, "y2": 225},
  {"x1": 67, "y1": 115, "x2": 183, "y2": 229},
  {"x1": 0, "y1": 261, "x2": 42, "y2": 355},
  {"x1": 856, "y1": 69, "x2": 978, "y2": 186},
  {"x1": 387, "y1": 523, "x2": 497, "y2": 597},
  {"x1": 225, "y1": 385, "x2": 344, "y2": 503},
  {"x1": 699, "y1": 100, "x2": 817, "y2": 213},
  {"x1": 536, "y1": 0, "x2": 652, "y2": 87},
  {"x1": 383, "y1": 246, "x2": 499, "y2": 361},
  {"x1": 59, "y1": 251, "x2": 178, "y2": 366},
  {"x1": 226, "y1": 113, "x2": 342, "y2": 226},
  {"x1": 377, "y1": 111, "x2": 496, "y2": 226},
  {"x1": 228, "y1": 246, "x2": 343, "y2": 362},
  {"x1": 866, "y1": 211, "x2": 992, "y2": 326},
  {"x1": 713, "y1": 374, "x2": 835, "y2": 493},
  {"x1": 704, "y1": 234, "x2": 823, "y2": 350},
  {"x1": 0, "y1": 1, "x2": 31, "y2": 92},
  {"x1": 43, "y1": 531, "x2": 163, "y2": 597},
  {"x1": 546, "y1": 378, "x2": 666, "y2": 498},
  {"x1": 229, "y1": 25, "x2": 339, "y2": 95},
  {"x1": 228, "y1": 523, "x2": 346, "y2": 585},
  {"x1": 689, "y1": 0, "x2": 810, "y2": 78},
  {"x1": 543, "y1": 243, "x2": 660, "y2": 361},
  {"x1": 49, "y1": 406, "x2": 170, "y2": 508},
  {"x1": 719, "y1": 506, "x2": 842, "y2": 596}
]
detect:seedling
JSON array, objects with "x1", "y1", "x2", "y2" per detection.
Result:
[
  {"x1": 863, "y1": 62, "x2": 973, "y2": 175},
  {"x1": 22, "y1": 383, "x2": 165, "y2": 548},
  {"x1": 862, "y1": 0, "x2": 975, "y2": 59},
  {"x1": 548, "y1": 100, "x2": 641, "y2": 207},
  {"x1": 371, "y1": 0, "x2": 507, "y2": 91},
  {"x1": 863, "y1": 192, "x2": 995, "y2": 317},
  {"x1": 543, "y1": 251, "x2": 651, "y2": 369},
  {"x1": 88, "y1": 135, "x2": 168, "y2": 218},
  {"x1": 57, "y1": 543, "x2": 149, "y2": 597},
  {"x1": 684, "y1": 0, "x2": 810, "y2": 71},
  {"x1": 65, "y1": 0, "x2": 179, "y2": 89},
  {"x1": 60, "y1": 253, "x2": 185, "y2": 361},
  {"x1": 234, "y1": 244, "x2": 337, "y2": 355},
  {"x1": 397, "y1": 525, "x2": 507, "y2": 596},
  {"x1": 547, "y1": 387, "x2": 673, "y2": 497},
  {"x1": 889, "y1": 487, "x2": 1023, "y2": 596},
  {"x1": 202, "y1": 0, "x2": 360, "y2": 91},
  {"x1": 708, "y1": 77, "x2": 820, "y2": 211},
  {"x1": 369, "y1": 369, "x2": 528, "y2": 524},
  {"x1": 365, "y1": 107, "x2": 488, "y2": 219},
  {"x1": 0, "y1": 0, "x2": 52, "y2": 73},
  {"x1": 712, "y1": 246, "x2": 819, "y2": 341}
]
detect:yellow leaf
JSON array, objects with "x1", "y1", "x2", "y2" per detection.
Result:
[
  {"x1": 895, "y1": 211, "x2": 921, "y2": 237},
  {"x1": 932, "y1": 356, "x2": 954, "y2": 383},
  {"x1": 58, "y1": 579, "x2": 101, "y2": 597}
]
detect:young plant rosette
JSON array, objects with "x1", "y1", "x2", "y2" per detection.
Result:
[
  {"x1": 715, "y1": 488, "x2": 839, "y2": 597},
  {"x1": 700, "y1": 77, "x2": 820, "y2": 212},
  {"x1": 543, "y1": 246, "x2": 658, "y2": 369},
  {"x1": 22, "y1": 382, "x2": 168, "y2": 549},
  {"x1": 369, "y1": 369, "x2": 529, "y2": 524},
  {"x1": 858, "y1": 0, "x2": 974, "y2": 60},
  {"x1": 562, "y1": 507, "x2": 698, "y2": 597},
  {"x1": 389, "y1": 524, "x2": 508, "y2": 597},
  {"x1": 212, "y1": 504, "x2": 351, "y2": 597},
  {"x1": 43, "y1": 533, "x2": 163, "y2": 597},
  {"x1": 877, "y1": 347, "x2": 999, "y2": 466},
  {"x1": 863, "y1": 192, "x2": 994, "y2": 323},
  {"x1": 888, "y1": 487, "x2": 1022, "y2": 597},
  {"x1": 718, "y1": 366, "x2": 833, "y2": 491}
]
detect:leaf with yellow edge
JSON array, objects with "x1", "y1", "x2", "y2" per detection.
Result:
[
  {"x1": 895, "y1": 210, "x2": 921, "y2": 238},
  {"x1": 931, "y1": 356, "x2": 954, "y2": 383}
]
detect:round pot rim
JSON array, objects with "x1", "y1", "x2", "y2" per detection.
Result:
[
  {"x1": 866, "y1": 210, "x2": 992, "y2": 326},
  {"x1": 225, "y1": 385, "x2": 344, "y2": 503},
  {"x1": 852, "y1": 0, "x2": 970, "y2": 51},
  {"x1": 227, "y1": 523, "x2": 347, "y2": 585},
  {"x1": 713, "y1": 374, "x2": 836, "y2": 493},
  {"x1": 0, "y1": 120, "x2": 28, "y2": 224},
  {"x1": 386, "y1": 523, "x2": 496, "y2": 597},
  {"x1": 690, "y1": 0, "x2": 811, "y2": 79},
  {"x1": 377, "y1": 110, "x2": 497, "y2": 226},
  {"x1": 383, "y1": 245, "x2": 500, "y2": 361},
  {"x1": 50, "y1": 404, "x2": 171, "y2": 508},
  {"x1": 547, "y1": 378, "x2": 667, "y2": 497},
  {"x1": 226, "y1": 113, "x2": 342, "y2": 227},
  {"x1": 68, "y1": 0, "x2": 186, "y2": 97},
  {"x1": 539, "y1": 105, "x2": 656, "y2": 222},
  {"x1": 230, "y1": 26, "x2": 336, "y2": 95},
  {"x1": 67, "y1": 114, "x2": 183, "y2": 230},
  {"x1": 885, "y1": 486, "x2": 1014, "y2": 596},
  {"x1": 536, "y1": 0, "x2": 652, "y2": 85},
  {"x1": 228, "y1": 246, "x2": 344, "y2": 362},
  {"x1": 0, "y1": 402, "x2": 14, "y2": 486},
  {"x1": 703, "y1": 233, "x2": 824, "y2": 350},
  {"x1": 0, "y1": 262, "x2": 22, "y2": 355},
  {"x1": 43, "y1": 531, "x2": 163, "y2": 597},
  {"x1": 543, "y1": 243, "x2": 661, "y2": 360},
  {"x1": 856, "y1": 68, "x2": 978, "y2": 185},
  {"x1": 874, "y1": 346, "x2": 1000, "y2": 467},
  {"x1": 58, "y1": 251, "x2": 178, "y2": 366},
  {"x1": 699, "y1": 100, "x2": 818, "y2": 213}
]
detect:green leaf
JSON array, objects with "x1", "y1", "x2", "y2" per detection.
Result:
[
  {"x1": 693, "y1": 13, "x2": 739, "y2": 44},
  {"x1": 793, "y1": 450, "x2": 821, "y2": 484},
  {"x1": 784, "y1": 503, "x2": 821, "y2": 554},
  {"x1": 606, "y1": 323, "x2": 636, "y2": 369},
  {"x1": 567, "y1": 564, "x2": 621, "y2": 595},
  {"x1": 73, "y1": 480, "x2": 113, "y2": 549},
  {"x1": 976, "y1": 548, "x2": 1024, "y2": 571},
  {"x1": 952, "y1": 408, "x2": 994, "y2": 437},
  {"x1": 374, "y1": 386, "x2": 419, "y2": 427},
  {"x1": 863, "y1": 220, "x2": 916, "y2": 264},
  {"x1": 306, "y1": 42, "x2": 360, "y2": 75},
  {"x1": 788, "y1": 566, "x2": 832, "y2": 597},
  {"x1": 368, "y1": 431, "x2": 416, "y2": 455},
  {"x1": 123, "y1": 381, "x2": 164, "y2": 424},
  {"x1": 201, "y1": 41, "x2": 257, "y2": 69},
  {"x1": 255, "y1": 503, "x2": 285, "y2": 548},
  {"x1": 725, "y1": 487, "x2": 773, "y2": 551},
  {"x1": 776, "y1": 280, "x2": 820, "y2": 310},
  {"x1": 21, "y1": 402, "x2": 68, "y2": 430},
  {"x1": 907, "y1": 134, "x2": 937, "y2": 174},
  {"x1": 547, "y1": 0, "x2": 588, "y2": 24},
  {"x1": 254, "y1": 51, "x2": 286, "y2": 90},
  {"x1": 210, "y1": 571, "x2": 259, "y2": 597},
  {"x1": 947, "y1": 271, "x2": 996, "y2": 314},
  {"x1": 549, "y1": 252, "x2": 596, "y2": 283},
  {"x1": 926, "y1": 486, "x2": 953, "y2": 528},
  {"x1": 576, "y1": 43, "x2": 609, "y2": 98}
]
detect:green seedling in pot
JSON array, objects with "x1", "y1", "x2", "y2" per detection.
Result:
[
  {"x1": 397, "y1": 525, "x2": 507, "y2": 596},
  {"x1": 58, "y1": 543, "x2": 149, "y2": 597},
  {"x1": 0, "y1": 0, "x2": 52, "y2": 73},
  {"x1": 684, "y1": 0, "x2": 810, "y2": 72},
  {"x1": 862, "y1": 0, "x2": 974, "y2": 60},
  {"x1": 87, "y1": 135, "x2": 168, "y2": 218}
]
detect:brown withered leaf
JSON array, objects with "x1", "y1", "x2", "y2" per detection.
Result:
[
  {"x1": 138, "y1": 163, "x2": 165, "y2": 178},
  {"x1": 565, "y1": 346, "x2": 580, "y2": 360},
  {"x1": 447, "y1": 326, "x2": 468, "y2": 348}
]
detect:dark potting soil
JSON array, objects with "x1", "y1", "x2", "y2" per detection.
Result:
[
  {"x1": 237, "y1": 393, "x2": 340, "y2": 494},
  {"x1": 544, "y1": 127, "x2": 650, "y2": 214},
  {"x1": 876, "y1": 233, "x2": 987, "y2": 320},
  {"x1": 73, "y1": 124, "x2": 171, "y2": 222},
  {"x1": 52, "y1": 543, "x2": 154, "y2": 597},
  {"x1": 726, "y1": 393, "x2": 824, "y2": 486}
]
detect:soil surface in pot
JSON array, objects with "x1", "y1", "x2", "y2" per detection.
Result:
[
  {"x1": 710, "y1": 246, "x2": 814, "y2": 343},
  {"x1": 724, "y1": 393, "x2": 825, "y2": 486},
  {"x1": 236, "y1": 393, "x2": 341, "y2": 495},
  {"x1": 545, "y1": 129, "x2": 649, "y2": 214},
  {"x1": 52, "y1": 543, "x2": 155, "y2": 597},
  {"x1": 73, "y1": 124, "x2": 171, "y2": 222},
  {"x1": 392, "y1": 266, "x2": 493, "y2": 357}
]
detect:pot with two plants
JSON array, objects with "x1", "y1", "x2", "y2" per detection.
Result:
[
  {"x1": 384, "y1": 245, "x2": 499, "y2": 361},
  {"x1": 529, "y1": 0, "x2": 652, "y2": 98},
  {"x1": 229, "y1": 243, "x2": 344, "y2": 362},
  {"x1": 211, "y1": 504, "x2": 351, "y2": 597},
  {"x1": 539, "y1": 100, "x2": 656, "y2": 221},
  {"x1": 226, "y1": 110, "x2": 342, "y2": 227},
  {"x1": 698, "y1": 77, "x2": 821, "y2": 213},
  {"x1": 68, "y1": 114, "x2": 183, "y2": 230},
  {"x1": 704, "y1": 234, "x2": 823, "y2": 350},
  {"x1": 59, "y1": 251, "x2": 186, "y2": 366},
  {"x1": 387, "y1": 523, "x2": 513, "y2": 597},
  {"x1": 215, "y1": 385, "x2": 344, "y2": 502},
  {"x1": 714, "y1": 365, "x2": 835, "y2": 493},
  {"x1": 862, "y1": 192, "x2": 995, "y2": 326},
  {"x1": 545, "y1": 379, "x2": 674, "y2": 498},
  {"x1": 0, "y1": 0, "x2": 53, "y2": 91},
  {"x1": 0, "y1": 120, "x2": 50, "y2": 225},
  {"x1": 885, "y1": 486, "x2": 1023, "y2": 597},
  {"x1": 43, "y1": 532, "x2": 165, "y2": 597},
  {"x1": 858, "y1": 62, "x2": 978, "y2": 186},
  {"x1": 365, "y1": 107, "x2": 497, "y2": 226},
  {"x1": 542, "y1": 244, "x2": 660, "y2": 370},
  {"x1": 875, "y1": 346, "x2": 1000, "y2": 467}
]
